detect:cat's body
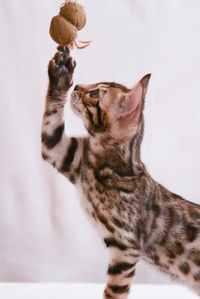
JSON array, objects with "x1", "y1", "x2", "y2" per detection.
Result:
[{"x1": 41, "y1": 47, "x2": 200, "y2": 298}]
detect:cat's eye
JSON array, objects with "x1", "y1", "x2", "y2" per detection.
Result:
[{"x1": 89, "y1": 89, "x2": 99, "y2": 98}]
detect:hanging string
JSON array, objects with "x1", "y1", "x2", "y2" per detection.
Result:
[{"x1": 75, "y1": 40, "x2": 92, "y2": 49}]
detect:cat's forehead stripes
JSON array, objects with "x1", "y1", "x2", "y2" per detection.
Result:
[
  {"x1": 99, "y1": 82, "x2": 131, "y2": 92},
  {"x1": 83, "y1": 82, "x2": 130, "y2": 93}
]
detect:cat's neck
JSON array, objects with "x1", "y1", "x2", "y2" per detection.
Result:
[{"x1": 88, "y1": 130, "x2": 144, "y2": 176}]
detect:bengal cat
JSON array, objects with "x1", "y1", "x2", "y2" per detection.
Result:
[{"x1": 41, "y1": 46, "x2": 200, "y2": 298}]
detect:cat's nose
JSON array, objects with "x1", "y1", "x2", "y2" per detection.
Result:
[
  {"x1": 74, "y1": 84, "x2": 86, "y2": 92},
  {"x1": 74, "y1": 85, "x2": 79, "y2": 91}
]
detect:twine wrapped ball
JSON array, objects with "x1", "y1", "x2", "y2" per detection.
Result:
[
  {"x1": 60, "y1": 2, "x2": 86, "y2": 30},
  {"x1": 49, "y1": 1, "x2": 87, "y2": 46},
  {"x1": 50, "y1": 15, "x2": 78, "y2": 46}
]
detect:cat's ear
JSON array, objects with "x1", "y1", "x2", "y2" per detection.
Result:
[
  {"x1": 140, "y1": 73, "x2": 151, "y2": 101},
  {"x1": 118, "y1": 74, "x2": 151, "y2": 125}
]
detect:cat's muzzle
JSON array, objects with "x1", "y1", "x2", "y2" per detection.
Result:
[{"x1": 71, "y1": 90, "x2": 81, "y2": 105}]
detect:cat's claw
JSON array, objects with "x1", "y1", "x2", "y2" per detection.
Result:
[{"x1": 48, "y1": 47, "x2": 76, "y2": 96}]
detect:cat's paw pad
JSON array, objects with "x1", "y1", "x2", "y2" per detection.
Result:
[{"x1": 48, "y1": 47, "x2": 76, "y2": 94}]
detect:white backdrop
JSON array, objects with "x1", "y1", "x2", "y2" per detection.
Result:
[{"x1": 0, "y1": 0, "x2": 200, "y2": 284}]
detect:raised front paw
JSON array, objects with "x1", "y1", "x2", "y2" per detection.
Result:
[{"x1": 48, "y1": 46, "x2": 76, "y2": 98}]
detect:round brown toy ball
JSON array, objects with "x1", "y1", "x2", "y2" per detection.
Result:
[
  {"x1": 59, "y1": 2, "x2": 86, "y2": 30},
  {"x1": 49, "y1": 15, "x2": 78, "y2": 46}
]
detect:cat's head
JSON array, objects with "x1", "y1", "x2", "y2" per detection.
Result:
[{"x1": 71, "y1": 74, "x2": 151, "y2": 141}]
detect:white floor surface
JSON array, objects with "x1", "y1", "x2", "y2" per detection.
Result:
[{"x1": 0, "y1": 283, "x2": 199, "y2": 299}]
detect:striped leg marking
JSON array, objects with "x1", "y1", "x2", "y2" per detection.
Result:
[{"x1": 104, "y1": 259, "x2": 137, "y2": 299}]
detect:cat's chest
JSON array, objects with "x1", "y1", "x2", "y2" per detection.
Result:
[
  {"x1": 76, "y1": 163, "x2": 139, "y2": 236},
  {"x1": 77, "y1": 169, "x2": 116, "y2": 220}
]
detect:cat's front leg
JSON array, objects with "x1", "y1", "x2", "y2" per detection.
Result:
[
  {"x1": 104, "y1": 251, "x2": 139, "y2": 299},
  {"x1": 41, "y1": 47, "x2": 82, "y2": 183},
  {"x1": 47, "y1": 46, "x2": 76, "y2": 99}
]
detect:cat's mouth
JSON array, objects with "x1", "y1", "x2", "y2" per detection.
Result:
[
  {"x1": 70, "y1": 91, "x2": 82, "y2": 115},
  {"x1": 71, "y1": 91, "x2": 81, "y2": 105}
]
